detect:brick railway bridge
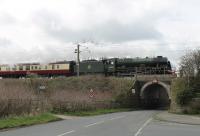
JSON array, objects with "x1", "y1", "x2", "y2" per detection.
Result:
[{"x1": 131, "y1": 74, "x2": 176, "y2": 108}]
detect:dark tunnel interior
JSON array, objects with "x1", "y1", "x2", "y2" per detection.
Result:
[{"x1": 141, "y1": 84, "x2": 170, "y2": 109}]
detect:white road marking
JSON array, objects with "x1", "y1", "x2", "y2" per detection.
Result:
[
  {"x1": 134, "y1": 118, "x2": 152, "y2": 136},
  {"x1": 85, "y1": 121, "x2": 105, "y2": 127},
  {"x1": 85, "y1": 115, "x2": 126, "y2": 128},
  {"x1": 109, "y1": 115, "x2": 126, "y2": 121},
  {"x1": 57, "y1": 130, "x2": 75, "y2": 136}
]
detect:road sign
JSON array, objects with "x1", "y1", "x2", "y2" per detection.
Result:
[{"x1": 89, "y1": 89, "x2": 94, "y2": 98}]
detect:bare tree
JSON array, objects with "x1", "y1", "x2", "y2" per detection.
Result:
[
  {"x1": 193, "y1": 49, "x2": 200, "y2": 76},
  {"x1": 180, "y1": 49, "x2": 200, "y2": 77}
]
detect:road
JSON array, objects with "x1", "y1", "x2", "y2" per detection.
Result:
[{"x1": 0, "y1": 110, "x2": 199, "y2": 136}]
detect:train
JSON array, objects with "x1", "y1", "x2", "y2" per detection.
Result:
[
  {"x1": 0, "y1": 56, "x2": 172, "y2": 78},
  {"x1": 0, "y1": 61, "x2": 75, "y2": 78}
]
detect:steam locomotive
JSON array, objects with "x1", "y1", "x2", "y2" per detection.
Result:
[
  {"x1": 0, "y1": 56, "x2": 172, "y2": 78},
  {"x1": 78, "y1": 56, "x2": 172, "y2": 76}
]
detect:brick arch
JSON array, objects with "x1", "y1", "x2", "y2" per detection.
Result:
[{"x1": 140, "y1": 81, "x2": 171, "y2": 99}]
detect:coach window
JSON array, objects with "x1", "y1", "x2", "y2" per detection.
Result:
[
  {"x1": 26, "y1": 66, "x2": 30, "y2": 70},
  {"x1": 52, "y1": 65, "x2": 55, "y2": 70},
  {"x1": 57, "y1": 65, "x2": 59, "y2": 69},
  {"x1": 0, "y1": 67, "x2": 1, "y2": 71},
  {"x1": 45, "y1": 66, "x2": 47, "y2": 69},
  {"x1": 35, "y1": 66, "x2": 38, "y2": 70},
  {"x1": 19, "y1": 66, "x2": 23, "y2": 71}
]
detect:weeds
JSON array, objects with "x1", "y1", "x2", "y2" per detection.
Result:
[{"x1": 0, "y1": 75, "x2": 134, "y2": 117}]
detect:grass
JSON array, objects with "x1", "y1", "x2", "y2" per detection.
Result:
[
  {"x1": 61, "y1": 108, "x2": 133, "y2": 116},
  {"x1": 0, "y1": 113, "x2": 61, "y2": 130},
  {"x1": 0, "y1": 109, "x2": 133, "y2": 130}
]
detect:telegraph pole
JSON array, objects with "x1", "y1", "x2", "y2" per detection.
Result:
[
  {"x1": 74, "y1": 43, "x2": 90, "y2": 77},
  {"x1": 75, "y1": 44, "x2": 80, "y2": 77}
]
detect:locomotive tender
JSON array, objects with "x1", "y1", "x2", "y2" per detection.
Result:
[{"x1": 0, "y1": 56, "x2": 172, "y2": 78}]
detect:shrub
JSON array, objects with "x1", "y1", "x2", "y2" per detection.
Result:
[
  {"x1": 189, "y1": 98, "x2": 200, "y2": 113},
  {"x1": 176, "y1": 88, "x2": 195, "y2": 106}
]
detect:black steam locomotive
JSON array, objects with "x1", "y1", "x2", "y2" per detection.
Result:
[{"x1": 77, "y1": 56, "x2": 172, "y2": 76}]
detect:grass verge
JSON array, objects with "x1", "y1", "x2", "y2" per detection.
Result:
[
  {"x1": 61, "y1": 108, "x2": 133, "y2": 116},
  {"x1": 0, "y1": 113, "x2": 61, "y2": 130}
]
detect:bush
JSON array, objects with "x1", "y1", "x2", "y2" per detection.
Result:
[
  {"x1": 191, "y1": 76, "x2": 200, "y2": 94},
  {"x1": 176, "y1": 88, "x2": 195, "y2": 106}
]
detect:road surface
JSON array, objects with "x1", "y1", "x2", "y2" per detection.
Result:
[{"x1": 0, "y1": 110, "x2": 199, "y2": 136}]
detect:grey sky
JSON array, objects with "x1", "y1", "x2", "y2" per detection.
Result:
[{"x1": 0, "y1": 0, "x2": 199, "y2": 69}]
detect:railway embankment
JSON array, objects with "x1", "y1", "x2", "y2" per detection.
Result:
[{"x1": 0, "y1": 75, "x2": 136, "y2": 120}]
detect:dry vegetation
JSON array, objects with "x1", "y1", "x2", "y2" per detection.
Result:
[
  {"x1": 170, "y1": 49, "x2": 200, "y2": 114},
  {"x1": 0, "y1": 75, "x2": 134, "y2": 117},
  {"x1": 170, "y1": 77, "x2": 200, "y2": 114}
]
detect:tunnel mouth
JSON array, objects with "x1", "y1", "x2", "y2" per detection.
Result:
[{"x1": 141, "y1": 83, "x2": 170, "y2": 109}]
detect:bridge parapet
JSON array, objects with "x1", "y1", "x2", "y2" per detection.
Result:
[{"x1": 135, "y1": 74, "x2": 176, "y2": 82}]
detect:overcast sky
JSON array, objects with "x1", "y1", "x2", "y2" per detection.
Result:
[{"x1": 0, "y1": 0, "x2": 199, "y2": 68}]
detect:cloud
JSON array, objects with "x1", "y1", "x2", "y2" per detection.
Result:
[
  {"x1": 59, "y1": 21, "x2": 162, "y2": 43},
  {"x1": 0, "y1": 13, "x2": 16, "y2": 25},
  {"x1": 34, "y1": 10, "x2": 163, "y2": 43},
  {"x1": 0, "y1": 43, "x2": 76, "y2": 64},
  {"x1": 0, "y1": 37, "x2": 13, "y2": 47}
]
